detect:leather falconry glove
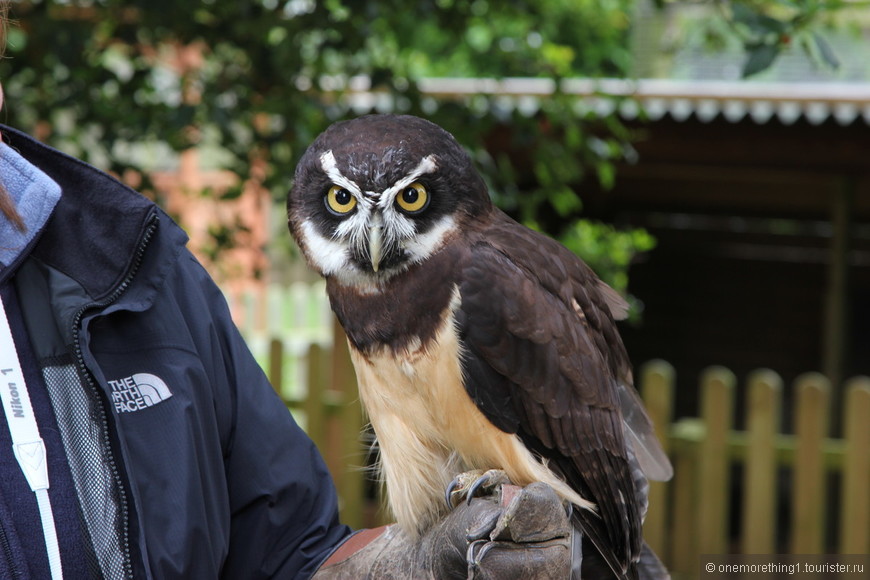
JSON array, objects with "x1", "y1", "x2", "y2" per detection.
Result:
[{"x1": 313, "y1": 481, "x2": 576, "y2": 579}]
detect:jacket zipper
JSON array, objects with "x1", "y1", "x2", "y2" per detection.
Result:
[
  {"x1": 70, "y1": 212, "x2": 159, "y2": 580},
  {"x1": 0, "y1": 518, "x2": 22, "y2": 580}
]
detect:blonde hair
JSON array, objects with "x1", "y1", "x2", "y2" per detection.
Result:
[{"x1": 0, "y1": 0, "x2": 27, "y2": 232}]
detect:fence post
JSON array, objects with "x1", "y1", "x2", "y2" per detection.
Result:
[
  {"x1": 640, "y1": 359, "x2": 674, "y2": 559},
  {"x1": 839, "y1": 377, "x2": 870, "y2": 554},
  {"x1": 268, "y1": 338, "x2": 284, "y2": 395},
  {"x1": 305, "y1": 343, "x2": 328, "y2": 452},
  {"x1": 697, "y1": 366, "x2": 736, "y2": 558},
  {"x1": 740, "y1": 369, "x2": 782, "y2": 554},
  {"x1": 330, "y1": 317, "x2": 367, "y2": 531},
  {"x1": 791, "y1": 373, "x2": 830, "y2": 554},
  {"x1": 670, "y1": 419, "x2": 701, "y2": 575}
]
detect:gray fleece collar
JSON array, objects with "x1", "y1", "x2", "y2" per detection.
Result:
[{"x1": 0, "y1": 141, "x2": 62, "y2": 270}]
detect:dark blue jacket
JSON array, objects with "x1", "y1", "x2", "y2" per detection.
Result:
[{"x1": 1, "y1": 125, "x2": 351, "y2": 579}]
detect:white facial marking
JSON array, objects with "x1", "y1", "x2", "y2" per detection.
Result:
[
  {"x1": 310, "y1": 151, "x2": 447, "y2": 288},
  {"x1": 402, "y1": 215, "x2": 458, "y2": 263},
  {"x1": 320, "y1": 150, "x2": 362, "y2": 196},
  {"x1": 299, "y1": 220, "x2": 350, "y2": 276},
  {"x1": 300, "y1": 220, "x2": 383, "y2": 292},
  {"x1": 378, "y1": 155, "x2": 438, "y2": 211},
  {"x1": 373, "y1": 154, "x2": 439, "y2": 254},
  {"x1": 320, "y1": 149, "x2": 380, "y2": 265}
]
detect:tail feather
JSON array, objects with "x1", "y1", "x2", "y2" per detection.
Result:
[
  {"x1": 637, "y1": 542, "x2": 670, "y2": 580},
  {"x1": 576, "y1": 533, "x2": 668, "y2": 580}
]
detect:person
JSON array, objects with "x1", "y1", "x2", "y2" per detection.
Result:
[{"x1": 0, "y1": 7, "x2": 575, "y2": 579}]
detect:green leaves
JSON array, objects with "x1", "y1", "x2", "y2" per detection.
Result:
[
  {"x1": 807, "y1": 32, "x2": 840, "y2": 70},
  {"x1": 558, "y1": 219, "x2": 656, "y2": 298},
  {"x1": 721, "y1": 0, "x2": 845, "y2": 77},
  {"x1": 743, "y1": 42, "x2": 781, "y2": 77},
  {"x1": 672, "y1": 0, "x2": 849, "y2": 78},
  {"x1": 730, "y1": 2, "x2": 787, "y2": 40}
]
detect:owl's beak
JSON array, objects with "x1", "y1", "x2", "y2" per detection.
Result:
[{"x1": 368, "y1": 215, "x2": 383, "y2": 272}]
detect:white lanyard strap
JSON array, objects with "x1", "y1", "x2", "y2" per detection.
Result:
[{"x1": 0, "y1": 294, "x2": 63, "y2": 580}]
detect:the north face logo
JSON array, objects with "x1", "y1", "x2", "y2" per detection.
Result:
[{"x1": 108, "y1": 373, "x2": 173, "y2": 413}]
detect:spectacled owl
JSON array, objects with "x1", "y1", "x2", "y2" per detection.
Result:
[{"x1": 287, "y1": 114, "x2": 671, "y2": 579}]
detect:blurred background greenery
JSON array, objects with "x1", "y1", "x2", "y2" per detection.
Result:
[{"x1": 1, "y1": 0, "x2": 866, "y2": 295}]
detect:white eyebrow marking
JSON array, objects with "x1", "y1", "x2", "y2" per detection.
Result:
[
  {"x1": 320, "y1": 150, "x2": 362, "y2": 196},
  {"x1": 378, "y1": 154, "x2": 439, "y2": 210},
  {"x1": 414, "y1": 154, "x2": 438, "y2": 176}
]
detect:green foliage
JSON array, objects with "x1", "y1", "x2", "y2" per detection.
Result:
[
  {"x1": 395, "y1": 0, "x2": 634, "y2": 78},
  {"x1": 669, "y1": 0, "x2": 861, "y2": 77},
  {"x1": 2, "y1": 0, "x2": 650, "y2": 289},
  {"x1": 558, "y1": 220, "x2": 656, "y2": 299}
]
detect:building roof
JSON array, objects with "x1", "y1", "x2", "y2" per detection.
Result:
[{"x1": 340, "y1": 76, "x2": 870, "y2": 126}]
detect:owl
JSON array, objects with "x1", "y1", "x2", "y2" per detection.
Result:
[{"x1": 288, "y1": 114, "x2": 671, "y2": 579}]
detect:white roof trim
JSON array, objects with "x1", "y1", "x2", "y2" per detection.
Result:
[{"x1": 336, "y1": 76, "x2": 870, "y2": 126}]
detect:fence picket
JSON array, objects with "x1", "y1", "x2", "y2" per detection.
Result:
[
  {"x1": 697, "y1": 366, "x2": 736, "y2": 556},
  {"x1": 839, "y1": 377, "x2": 870, "y2": 554},
  {"x1": 791, "y1": 373, "x2": 830, "y2": 554},
  {"x1": 669, "y1": 419, "x2": 701, "y2": 574},
  {"x1": 304, "y1": 343, "x2": 328, "y2": 449},
  {"x1": 640, "y1": 360, "x2": 675, "y2": 559},
  {"x1": 267, "y1": 284, "x2": 284, "y2": 336},
  {"x1": 268, "y1": 338, "x2": 284, "y2": 395},
  {"x1": 741, "y1": 370, "x2": 782, "y2": 554},
  {"x1": 330, "y1": 318, "x2": 368, "y2": 530}
]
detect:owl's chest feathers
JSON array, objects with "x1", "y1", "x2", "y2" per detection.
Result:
[
  {"x1": 345, "y1": 288, "x2": 496, "y2": 532},
  {"x1": 349, "y1": 288, "x2": 465, "y2": 430},
  {"x1": 326, "y1": 250, "x2": 478, "y2": 457},
  {"x1": 326, "y1": 249, "x2": 462, "y2": 354}
]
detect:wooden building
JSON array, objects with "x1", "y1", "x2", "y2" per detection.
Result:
[{"x1": 574, "y1": 80, "x2": 870, "y2": 425}]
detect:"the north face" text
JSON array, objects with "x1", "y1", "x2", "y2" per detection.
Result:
[{"x1": 108, "y1": 373, "x2": 173, "y2": 413}]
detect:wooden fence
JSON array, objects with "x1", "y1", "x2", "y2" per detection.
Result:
[
  {"x1": 639, "y1": 361, "x2": 869, "y2": 578},
  {"x1": 228, "y1": 284, "x2": 870, "y2": 576}
]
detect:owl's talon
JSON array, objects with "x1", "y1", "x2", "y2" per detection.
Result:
[
  {"x1": 446, "y1": 469, "x2": 512, "y2": 508},
  {"x1": 467, "y1": 472, "x2": 495, "y2": 505},
  {"x1": 445, "y1": 478, "x2": 460, "y2": 508},
  {"x1": 446, "y1": 470, "x2": 482, "y2": 508},
  {"x1": 466, "y1": 469, "x2": 511, "y2": 504}
]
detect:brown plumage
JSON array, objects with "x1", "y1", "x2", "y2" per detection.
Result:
[{"x1": 288, "y1": 114, "x2": 671, "y2": 579}]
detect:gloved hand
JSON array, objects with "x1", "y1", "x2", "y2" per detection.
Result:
[{"x1": 313, "y1": 481, "x2": 575, "y2": 579}]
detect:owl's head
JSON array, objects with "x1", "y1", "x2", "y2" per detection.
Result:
[{"x1": 288, "y1": 114, "x2": 490, "y2": 288}]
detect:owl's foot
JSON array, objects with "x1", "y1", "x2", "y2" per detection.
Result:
[{"x1": 445, "y1": 469, "x2": 512, "y2": 509}]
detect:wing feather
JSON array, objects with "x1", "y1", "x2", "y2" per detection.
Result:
[{"x1": 457, "y1": 210, "x2": 668, "y2": 578}]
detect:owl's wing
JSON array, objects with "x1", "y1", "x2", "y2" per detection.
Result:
[{"x1": 456, "y1": 210, "x2": 666, "y2": 578}]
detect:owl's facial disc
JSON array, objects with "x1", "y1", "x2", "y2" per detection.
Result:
[{"x1": 311, "y1": 150, "x2": 453, "y2": 284}]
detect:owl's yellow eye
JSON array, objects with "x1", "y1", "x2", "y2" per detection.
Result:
[
  {"x1": 325, "y1": 185, "x2": 357, "y2": 215},
  {"x1": 395, "y1": 182, "x2": 429, "y2": 214}
]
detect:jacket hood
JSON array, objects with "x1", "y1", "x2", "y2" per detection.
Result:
[{"x1": 1, "y1": 124, "x2": 188, "y2": 309}]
